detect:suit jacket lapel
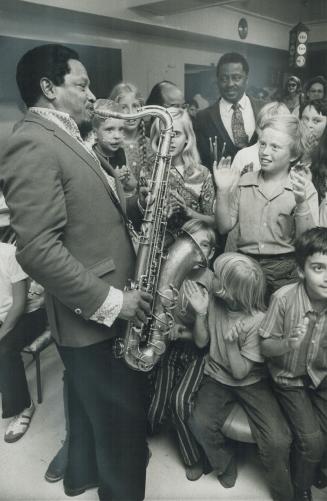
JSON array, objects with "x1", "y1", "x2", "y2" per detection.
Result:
[
  {"x1": 25, "y1": 112, "x2": 122, "y2": 206},
  {"x1": 94, "y1": 149, "x2": 127, "y2": 213}
]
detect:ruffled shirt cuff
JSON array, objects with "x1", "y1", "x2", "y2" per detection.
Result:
[{"x1": 90, "y1": 286, "x2": 123, "y2": 327}]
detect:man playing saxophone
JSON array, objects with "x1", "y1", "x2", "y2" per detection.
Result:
[{"x1": 0, "y1": 43, "x2": 152, "y2": 501}]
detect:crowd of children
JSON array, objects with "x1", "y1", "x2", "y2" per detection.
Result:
[{"x1": 2, "y1": 70, "x2": 327, "y2": 501}]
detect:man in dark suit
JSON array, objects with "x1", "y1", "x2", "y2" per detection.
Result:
[
  {"x1": 0, "y1": 44, "x2": 152, "y2": 501},
  {"x1": 195, "y1": 52, "x2": 263, "y2": 170}
]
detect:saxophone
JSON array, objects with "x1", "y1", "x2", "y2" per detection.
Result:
[{"x1": 94, "y1": 105, "x2": 207, "y2": 371}]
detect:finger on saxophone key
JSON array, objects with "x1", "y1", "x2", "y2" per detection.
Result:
[
  {"x1": 139, "y1": 291, "x2": 152, "y2": 315},
  {"x1": 119, "y1": 289, "x2": 152, "y2": 321}
]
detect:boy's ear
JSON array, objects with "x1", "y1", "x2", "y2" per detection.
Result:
[{"x1": 208, "y1": 248, "x2": 215, "y2": 261}]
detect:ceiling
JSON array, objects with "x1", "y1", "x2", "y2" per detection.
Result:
[{"x1": 130, "y1": 0, "x2": 327, "y2": 25}]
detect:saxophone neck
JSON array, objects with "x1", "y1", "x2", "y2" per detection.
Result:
[{"x1": 94, "y1": 105, "x2": 173, "y2": 132}]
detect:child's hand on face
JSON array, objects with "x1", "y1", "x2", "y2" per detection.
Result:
[
  {"x1": 290, "y1": 169, "x2": 307, "y2": 204},
  {"x1": 213, "y1": 157, "x2": 240, "y2": 192},
  {"x1": 224, "y1": 319, "x2": 244, "y2": 343},
  {"x1": 287, "y1": 316, "x2": 309, "y2": 350},
  {"x1": 183, "y1": 280, "x2": 209, "y2": 315}
]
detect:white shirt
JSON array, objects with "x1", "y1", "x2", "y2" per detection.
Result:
[
  {"x1": 0, "y1": 243, "x2": 27, "y2": 322},
  {"x1": 219, "y1": 94, "x2": 256, "y2": 145}
]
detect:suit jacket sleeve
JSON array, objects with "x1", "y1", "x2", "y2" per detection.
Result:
[
  {"x1": 194, "y1": 112, "x2": 212, "y2": 169},
  {"x1": 1, "y1": 131, "x2": 110, "y2": 319}
]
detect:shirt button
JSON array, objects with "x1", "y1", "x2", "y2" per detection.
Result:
[
  {"x1": 263, "y1": 222, "x2": 267, "y2": 227},
  {"x1": 75, "y1": 308, "x2": 82, "y2": 315}
]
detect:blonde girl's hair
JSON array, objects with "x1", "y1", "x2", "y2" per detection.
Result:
[
  {"x1": 259, "y1": 114, "x2": 303, "y2": 160},
  {"x1": 109, "y1": 82, "x2": 147, "y2": 171},
  {"x1": 150, "y1": 107, "x2": 201, "y2": 176},
  {"x1": 213, "y1": 252, "x2": 266, "y2": 314},
  {"x1": 256, "y1": 101, "x2": 290, "y2": 130}
]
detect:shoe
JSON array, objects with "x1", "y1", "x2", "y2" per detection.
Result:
[
  {"x1": 185, "y1": 461, "x2": 203, "y2": 481},
  {"x1": 217, "y1": 459, "x2": 237, "y2": 489},
  {"x1": 64, "y1": 481, "x2": 98, "y2": 497},
  {"x1": 313, "y1": 469, "x2": 327, "y2": 489},
  {"x1": 4, "y1": 401, "x2": 35, "y2": 443},
  {"x1": 44, "y1": 441, "x2": 68, "y2": 483},
  {"x1": 293, "y1": 488, "x2": 312, "y2": 501}
]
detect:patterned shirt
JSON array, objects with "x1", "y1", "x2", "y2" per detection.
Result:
[
  {"x1": 166, "y1": 163, "x2": 215, "y2": 236},
  {"x1": 259, "y1": 281, "x2": 327, "y2": 388}
]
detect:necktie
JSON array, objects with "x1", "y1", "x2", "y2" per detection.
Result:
[{"x1": 231, "y1": 103, "x2": 248, "y2": 148}]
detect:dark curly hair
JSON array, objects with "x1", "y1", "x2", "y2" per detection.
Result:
[
  {"x1": 16, "y1": 44, "x2": 79, "y2": 107},
  {"x1": 311, "y1": 126, "x2": 327, "y2": 203}
]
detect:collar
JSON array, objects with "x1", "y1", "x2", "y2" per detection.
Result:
[
  {"x1": 298, "y1": 281, "x2": 323, "y2": 315},
  {"x1": 220, "y1": 93, "x2": 247, "y2": 112},
  {"x1": 30, "y1": 107, "x2": 99, "y2": 163},
  {"x1": 93, "y1": 143, "x2": 113, "y2": 163},
  {"x1": 30, "y1": 107, "x2": 82, "y2": 142},
  {"x1": 238, "y1": 170, "x2": 293, "y2": 191}
]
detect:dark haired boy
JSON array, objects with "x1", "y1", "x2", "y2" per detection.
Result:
[{"x1": 260, "y1": 227, "x2": 327, "y2": 501}]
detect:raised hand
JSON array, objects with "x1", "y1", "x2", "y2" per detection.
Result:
[
  {"x1": 287, "y1": 316, "x2": 309, "y2": 351},
  {"x1": 290, "y1": 169, "x2": 307, "y2": 204},
  {"x1": 213, "y1": 156, "x2": 240, "y2": 193},
  {"x1": 183, "y1": 280, "x2": 209, "y2": 315}
]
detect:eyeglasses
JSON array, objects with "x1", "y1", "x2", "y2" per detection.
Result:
[{"x1": 163, "y1": 103, "x2": 188, "y2": 109}]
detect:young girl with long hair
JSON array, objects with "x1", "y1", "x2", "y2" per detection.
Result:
[
  {"x1": 150, "y1": 107, "x2": 215, "y2": 241},
  {"x1": 186, "y1": 253, "x2": 293, "y2": 501},
  {"x1": 309, "y1": 115, "x2": 327, "y2": 226},
  {"x1": 109, "y1": 82, "x2": 153, "y2": 186},
  {"x1": 299, "y1": 98, "x2": 327, "y2": 168}
]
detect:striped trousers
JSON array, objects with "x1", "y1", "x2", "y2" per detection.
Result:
[{"x1": 147, "y1": 340, "x2": 206, "y2": 467}]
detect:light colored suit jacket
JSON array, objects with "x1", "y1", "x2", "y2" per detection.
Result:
[{"x1": 0, "y1": 112, "x2": 141, "y2": 347}]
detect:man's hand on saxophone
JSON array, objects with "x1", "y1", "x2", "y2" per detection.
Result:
[{"x1": 118, "y1": 290, "x2": 153, "y2": 328}]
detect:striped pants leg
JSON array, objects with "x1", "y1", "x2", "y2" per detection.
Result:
[
  {"x1": 147, "y1": 349, "x2": 178, "y2": 434},
  {"x1": 170, "y1": 357, "x2": 205, "y2": 466}
]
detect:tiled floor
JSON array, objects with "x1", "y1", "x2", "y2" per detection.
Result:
[{"x1": 0, "y1": 344, "x2": 326, "y2": 501}]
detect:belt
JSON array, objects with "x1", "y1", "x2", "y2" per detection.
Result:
[{"x1": 241, "y1": 252, "x2": 295, "y2": 261}]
